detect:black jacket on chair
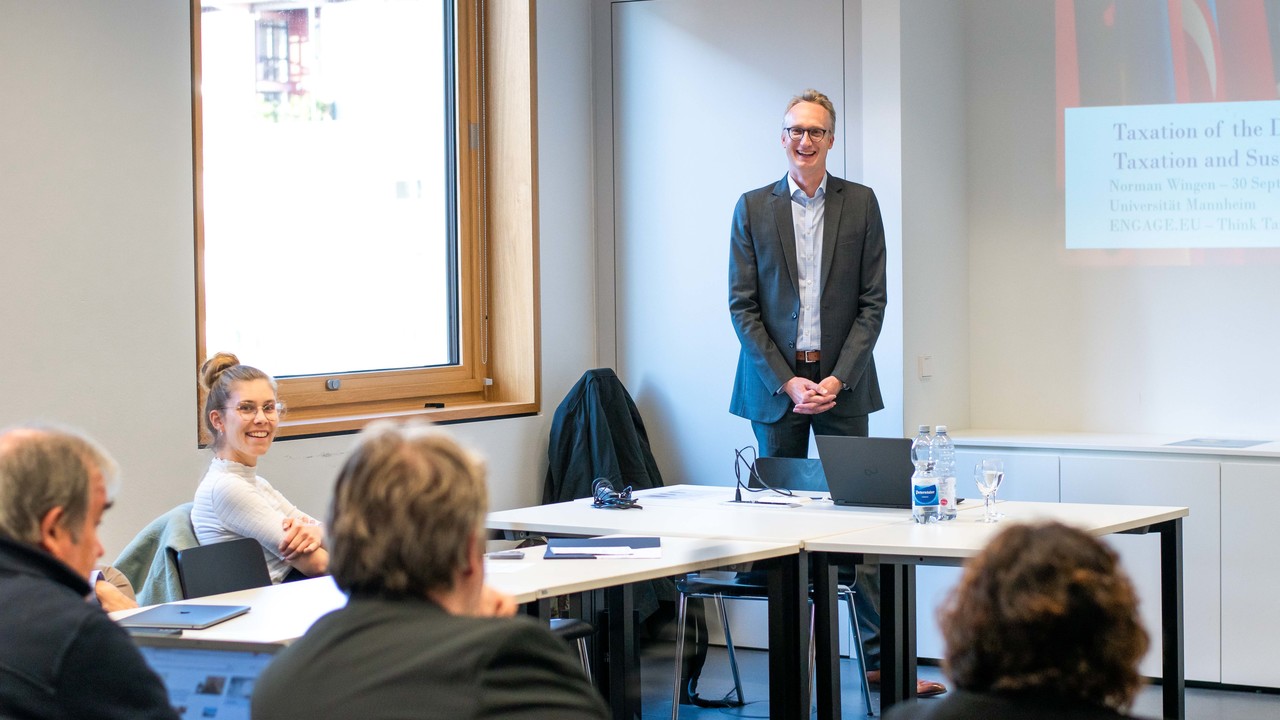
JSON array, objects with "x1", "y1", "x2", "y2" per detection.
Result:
[
  {"x1": 543, "y1": 368, "x2": 665, "y2": 504},
  {"x1": 543, "y1": 368, "x2": 673, "y2": 621}
]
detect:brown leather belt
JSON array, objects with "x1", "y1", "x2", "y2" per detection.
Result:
[{"x1": 796, "y1": 350, "x2": 821, "y2": 363}]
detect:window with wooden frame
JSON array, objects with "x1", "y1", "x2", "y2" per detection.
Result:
[{"x1": 192, "y1": 0, "x2": 539, "y2": 440}]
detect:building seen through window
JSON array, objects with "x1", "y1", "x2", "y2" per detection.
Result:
[{"x1": 199, "y1": 0, "x2": 455, "y2": 380}]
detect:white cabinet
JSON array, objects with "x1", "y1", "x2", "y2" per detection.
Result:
[
  {"x1": 953, "y1": 449, "x2": 1061, "y2": 502},
  {"x1": 1220, "y1": 462, "x2": 1280, "y2": 687},
  {"x1": 915, "y1": 451, "x2": 1060, "y2": 659},
  {"x1": 949, "y1": 432, "x2": 1280, "y2": 688},
  {"x1": 1059, "y1": 455, "x2": 1220, "y2": 683}
]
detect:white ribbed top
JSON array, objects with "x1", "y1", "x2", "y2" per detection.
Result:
[{"x1": 191, "y1": 458, "x2": 317, "y2": 583}]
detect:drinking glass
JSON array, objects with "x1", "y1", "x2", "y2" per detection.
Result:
[{"x1": 973, "y1": 460, "x2": 1005, "y2": 523}]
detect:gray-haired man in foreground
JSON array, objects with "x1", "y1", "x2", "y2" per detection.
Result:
[{"x1": 0, "y1": 425, "x2": 177, "y2": 719}]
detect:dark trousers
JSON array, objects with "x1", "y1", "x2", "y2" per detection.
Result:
[
  {"x1": 748, "y1": 359, "x2": 881, "y2": 670},
  {"x1": 749, "y1": 360, "x2": 870, "y2": 455}
]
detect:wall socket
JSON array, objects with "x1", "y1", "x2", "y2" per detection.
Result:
[{"x1": 917, "y1": 355, "x2": 934, "y2": 380}]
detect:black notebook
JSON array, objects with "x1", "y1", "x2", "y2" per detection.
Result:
[{"x1": 543, "y1": 536, "x2": 661, "y2": 559}]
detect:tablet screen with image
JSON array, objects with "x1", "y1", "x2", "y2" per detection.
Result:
[{"x1": 132, "y1": 637, "x2": 283, "y2": 720}]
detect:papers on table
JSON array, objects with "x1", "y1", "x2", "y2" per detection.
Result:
[
  {"x1": 749, "y1": 494, "x2": 813, "y2": 506},
  {"x1": 544, "y1": 536, "x2": 661, "y2": 559},
  {"x1": 639, "y1": 485, "x2": 724, "y2": 500},
  {"x1": 484, "y1": 561, "x2": 533, "y2": 574}
]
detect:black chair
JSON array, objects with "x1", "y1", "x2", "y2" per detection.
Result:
[
  {"x1": 549, "y1": 617, "x2": 595, "y2": 681},
  {"x1": 175, "y1": 537, "x2": 273, "y2": 599},
  {"x1": 671, "y1": 457, "x2": 874, "y2": 717}
]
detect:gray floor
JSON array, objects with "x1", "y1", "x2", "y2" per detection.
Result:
[{"x1": 637, "y1": 643, "x2": 1280, "y2": 720}]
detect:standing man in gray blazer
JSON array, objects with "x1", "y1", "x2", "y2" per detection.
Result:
[
  {"x1": 729, "y1": 88, "x2": 886, "y2": 452},
  {"x1": 728, "y1": 89, "x2": 946, "y2": 698}
]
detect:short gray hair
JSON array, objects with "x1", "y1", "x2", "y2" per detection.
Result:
[
  {"x1": 784, "y1": 88, "x2": 837, "y2": 130},
  {"x1": 328, "y1": 420, "x2": 487, "y2": 599},
  {"x1": 0, "y1": 425, "x2": 119, "y2": 545}
]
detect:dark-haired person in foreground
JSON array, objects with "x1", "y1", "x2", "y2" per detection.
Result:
[
  {"x1": 886, "y1": 521, "x2": 1151, "y2": 720},
  {"x1": 252, "y1": 421, "x2": 608, "y2": 720},
  {"x1": 0, "y1": 425, "x2": 177, "y2": 720}
]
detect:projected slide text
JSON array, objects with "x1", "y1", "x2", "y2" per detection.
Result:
[{"x1": 1065, "y1": 101, "x2": 1280, "y2": 249}]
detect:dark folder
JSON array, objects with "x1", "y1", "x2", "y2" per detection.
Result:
[{"x1": 543, "y1": 536, "x2": 661, "y2": 559}]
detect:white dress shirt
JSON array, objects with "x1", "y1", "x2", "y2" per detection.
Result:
[{"x1": 787, "y1": 173, "x2": 827, "y2": 353}]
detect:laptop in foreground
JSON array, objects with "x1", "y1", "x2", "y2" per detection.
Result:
[{"x1": 132, "y1": 635, "x2": 284, "y2": 720}]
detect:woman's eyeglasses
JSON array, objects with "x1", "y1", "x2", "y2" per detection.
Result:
[{"x1": 225, "y1": 402, "x2": 286, "y2": 420}]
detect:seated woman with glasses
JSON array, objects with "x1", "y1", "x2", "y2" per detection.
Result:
[
  {"x1": 886, "y1": 521, "x2": 1150, "y2": 720},
  {"x1": 192, "y1": 352, "x2": 328, "y2": 582}
]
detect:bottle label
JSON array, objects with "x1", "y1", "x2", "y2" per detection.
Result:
[
  {"x1": 913, "y1": 484, "x2": 938, "y2": 505},
  {"x1": 940, "y1": 477, "x2": 956, "y2": 509}
]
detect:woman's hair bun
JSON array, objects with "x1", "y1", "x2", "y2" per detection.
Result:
[{"x1": 199, "y1": 352, "x2": 241, "y2": 391}]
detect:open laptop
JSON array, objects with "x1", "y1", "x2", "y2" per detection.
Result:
[
  {"x1": 132, "y1": 635, "x2": 284, "y2": 720},
  {"x1": 117, "y1": 604, "x2": 250, "y2": 630},
  {"x1": 814, "y1": 435, "x2": 913, "y2": 508}
]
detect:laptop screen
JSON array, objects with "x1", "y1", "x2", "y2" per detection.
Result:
[
  {"x1": 814, "y1": 435, "x2": 913, "y2": 508},
  {"x1": 133, "y1": 637, "x2": 282, "y2": 720}
]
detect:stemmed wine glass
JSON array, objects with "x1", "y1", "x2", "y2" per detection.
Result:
[{"x1": 973, "y1": 460, "x2": 1005, "y2": 523}]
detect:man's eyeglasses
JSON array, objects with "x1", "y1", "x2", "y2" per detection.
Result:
[
  {"x1": 785, "y1": 126, "x2": 830, "y2": 142},
  {"x1": 225, "y1": 402, "x2": 286, "y2": 420}
]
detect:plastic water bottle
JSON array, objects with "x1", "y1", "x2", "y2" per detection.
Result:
[
  {"x1": 910, "y1": 425, "x2": 939, "y2": 523},
  {"x1": 934, "y1": 425, "x2": 957, "y2": 521}
]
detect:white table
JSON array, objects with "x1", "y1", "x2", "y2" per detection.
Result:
[
  {"x1": 805, "y1": 501, "x2": 1189, "y2": 719},
  {"x1": 487, "y1": 534, "x2": 801, "y2": 720},
  {"x1": 114, "y1": 536, "x2": 800, "y2": 720},
  {"x1": 489, "y1": 484, "x2": 909, "y2": 542},
  {"x1": 490, "y1": 488, "x2": 1189, "y2": 720},
  {"x1": 111, "y1": 576, "x2": 346, "y2": 645},
  {"x1": 486, "y1": 534, "x2": 799, "y2": 602},
  {"x1": 489, "y1": 486, "x2": 909, "y2": 720}
]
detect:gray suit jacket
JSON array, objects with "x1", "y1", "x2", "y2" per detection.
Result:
[
  {"x1": 252, "y1": 596, "x2": 608, "y2": 720},
  {"x1": 729, "y1": 173, "x2": 887, "y2": 424}
]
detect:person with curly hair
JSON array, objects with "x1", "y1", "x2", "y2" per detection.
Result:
[{"x1": 886, "y1": 521, "x2": 1150, "y2": 719}]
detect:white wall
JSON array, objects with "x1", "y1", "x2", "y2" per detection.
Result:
[
  {"x1": 599, "y1": 0, "x2": 1280, "y2": 470},
  {"x1": 606, "y1": 0, "x2": 912, "y2": 493},
  {"x1": 7, "y1": 0, "x2": 1251, "y2": 565},
  {"x1": 965, "y1": 0, "x2": 1280, "y2": 438},
  {"x1": 0, "y1": 0, "x2": 207, "y2": 557},
  {"x1": 900, "y1": 0, "x2": 968, "y2": 433},
  {"x1": 0, "y1": 0, "x2": 603, "y2": 558},
  {"x1": 860, "y1": 0, "x2": 908, "y2": 436}
]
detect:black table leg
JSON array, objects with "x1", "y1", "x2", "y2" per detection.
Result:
[
  {"x1": 604, "y1": 584, "x2": 639, "y2": 720},
  {"x1": 767, "y1": 551, "x2": 809, "y2": 719},
  {"x1": 1157, "y1": 518, "x2": 1185, "y2": 720},
  {"x1": 878, "y1": 561, "x2": 916, "y2": 711},
  {"x1": 521, "y1": 596, "x2": 552, "y2": 620},
  {"x1": 813, "y1": 552, "x2": 841, "y2": 720}
]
